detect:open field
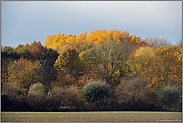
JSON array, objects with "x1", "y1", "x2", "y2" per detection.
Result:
[{"x1": 1, "y1": 111, "x2": 182, "y2": 122}]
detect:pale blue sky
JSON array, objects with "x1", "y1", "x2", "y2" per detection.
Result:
[{"x1": 1, "y1": 1, "x2": 182, "y2": 48}]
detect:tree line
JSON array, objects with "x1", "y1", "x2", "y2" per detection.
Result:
[{"x1": 1, "y1": 29, "x2": 182, "y2": 111}]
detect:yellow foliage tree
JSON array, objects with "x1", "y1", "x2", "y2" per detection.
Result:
[
  {"x1": 7, "y1": 58, "x2": 42, "y2": 89},
  {"x1": 141, "y1": 45, "x2": 182, "y2": 91},
  {"x1": 43, "y1": 29, "x2": 143, "y2": 53},
  {"x1": 125, "y1": 46, "x2": 158, "y2": 75}
]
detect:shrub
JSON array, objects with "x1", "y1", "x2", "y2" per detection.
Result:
[
  {"x1": 28, "y1": 82, "x2": 46, "y2": 95},
  {"x1": 26, "y1": 82, "x2": 47, "y2": 111},
  {"x1": 158, "y1": 85, "x2": 180, "y2": 109},
  {"x1": 2, "y1": 83, "x2": 20, "y2": 100},
  {"x1": 1, "y1": 93, "x2": 31, "y2": 111},
  {"x1": 26, "y1": 92, "x2": 47, "y2": 111},
  {"x1": 1, "y1": 83, "x2": 30, "y2": 111},
  {"x1": 49, "y1": 86, "x2": 84, "y2": 110},
  {"x1": 115, "y1": 77, "x2": 158, "y2": 105},
  {"x1": 2, "y1": 83, "x2": 27, "y2": 100},
  {"x1": 80, "y1": 80, "x2": 110, "y2": 104}
]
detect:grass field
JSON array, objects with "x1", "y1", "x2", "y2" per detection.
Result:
[{"x1": 1, "y1": 111, "x2": 182, "y2": 122}]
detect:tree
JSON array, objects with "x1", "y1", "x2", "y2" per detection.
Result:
[
  {"x1": 30, "y1": 41, "x2": 47, "y2": 61},
  {"x1": 40, "y1": 48, "x2": 59, "y2": 66},
  {"x1": 50, "y1": 73, "x2": 75, "y2": 88},
  {"x1": 82, "y1": 40, "x2": 129, "y2": 87},
  {"x1": 54, "y1": 48, "x2": 84, "y2": 76},
  {"x1": 2, "y1": 46, "x2": 20, "y2": 59},
  {"x1": 7, "y1": 57, "x2": 43, "y2": 90},
  {"x1": 36, "y1": 47, "x2": 59, "y2": 89},
  {"x1": 43, "y1": 29, "x2": 143, "y2": 52},
  {"x1": 1, "y1": 46, "x2": 20, "y2": 86},
  {"x1": 141, "y1": 45, "x2": 182, "y2": 91},
  {"x1": 125, "y1": 46, "x2": 158, "y2": 75},
  {"x1": 14, "y1": 44, "x2": 24, "y2": 52},
  {"x1": 1, "y1": 57, "x2": 16, "y2": 86},
  {"x1": 19, "y1": 47, "x2": 32, "y2": 59},
  {"x1": 15, "y1": 41, "x2": 46, "y2": 60},
  {"x1": 143, "y1": 37, "x2": 171, "y2": 46}
]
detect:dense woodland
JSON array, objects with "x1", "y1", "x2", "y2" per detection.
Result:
[{"x1": 1, "y1": 29, "x2": 182, "y2": 111}]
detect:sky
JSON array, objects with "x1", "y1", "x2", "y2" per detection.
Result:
[{"x1": 1, "y1": 1, "x2": 182, "y2": 48}]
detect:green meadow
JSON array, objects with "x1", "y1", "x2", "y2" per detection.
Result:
[{"x1": 1, "y1": 111, "x2": 182, "y2": 122}]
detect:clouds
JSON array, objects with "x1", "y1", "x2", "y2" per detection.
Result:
[{"x1": 1, "y1": 1, "x2": 182, "y2": 47}]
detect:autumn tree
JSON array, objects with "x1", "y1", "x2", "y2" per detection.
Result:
[
  {"x1": 1, "y1": 46, "x2": 20, "y2": 86},
  {"x1": 125, "y1": 46, "x2": 158, "y2": 75},
  {"x1": 141, "y1": 45, "x2": 182, "y2": 91},
  {"x1": 30, "y1": 41, "x2": 47, "y2": 61},
  {"x1": 1, "y1": 57, "x2": 15, "y2": 86},
  {"x1": 15, "y1": 41, "x2": 45, "y2": 60},
  {"x1": 50, "y1": 73, "x2": 75, "y2": 88},
  {"x1": 7, "y1": 57, "x2": 43, "y2": 90},
  {"x1": 43, "y1": 29, "x2": 143, "y2": 52}
]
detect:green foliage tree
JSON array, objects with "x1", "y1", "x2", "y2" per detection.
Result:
[
  {"x1": 54, "y1": 48, "x2": 84, "y2": 75},
  {"x1": 38, "y1": 48, "x2": 59, "y2": 89},
  {"x1": 2, "y1": 46, "x2": 20, "y2": 59},
  {"x1": 81, "y1": 40, "x2": 129, "y2": 87},
  {"x1": 14, "y1": 44, "x2": 24, "y2": 52},
  {"x1": 40, "y1": 48, "x2": 59, "y2": 66},
  {"x1": 80, "y1": 80, "x2": 110, "y2": 104},
  {"x1": 79, "y1": 48, "x2": 100, "y2": 69},
  {"x1": 19, "y1": 47, "x2": 32, "y2": 59}
]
